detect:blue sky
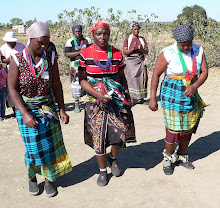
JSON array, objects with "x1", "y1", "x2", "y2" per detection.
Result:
[{"x1": 1, "y1": 0, "x2": 219, "y2": 24}]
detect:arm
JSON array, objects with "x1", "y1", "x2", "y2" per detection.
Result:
[
  {"x1": 65, "y1": 51, "x2": 81, "y2": 59},
  {"x1": 65, "y1": 45, "x2": 87, "y2": 59},
  {"x1": 184, "y1": 53, "x2": 208, "y2": 97},
  {"x1": 1, "y1": 55, "x2": 10, "y2": 64},
  {"x1": 123, "y1": 46, "x2": 136, "y2": 56},
  {"x1": 51, "y1": 59, "x2": 69, "y2": 124},
  {"x1": 78, "y1": 71, "x2": 111, "y2": 103},
  {"x1": 118, "y1": 69, "x2": 132, "y2": 107},
  {"x1": 149, "y1": 52, "x2": 168, "y2": 111},
  {"x1": 8, "y1": 57, "x2": 39, "y2": 127}
]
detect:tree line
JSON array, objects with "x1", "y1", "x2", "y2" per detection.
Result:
[{"x1": 1, "y1": 5, "x2": 219, "y2": 74}]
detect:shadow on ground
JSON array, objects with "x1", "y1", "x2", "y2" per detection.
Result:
[{"x1": 55, "y1": 131, "x2": 220, "y2": 187}]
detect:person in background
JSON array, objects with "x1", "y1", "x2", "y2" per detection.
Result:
[
  {"x1": 8, "y1": 22, "x2": 72, "y2": 197},
  {"x1": 65, "y1": 24, "x2": 92, "y2": 112},
  {"x1": 149, "y1": 24, "x2": 208, "y2": 175},
  {"x1": 123, "y1": 22, "x2": 148, "y2": 105},
  {"x1": 46, "y1": 41, "x2": 58, "y2": 61},
  {"x1": 0, "y1": 59, "x2": 8, "y2": 121},
  {"x1": 1, "y1": 32, "x2": 25, "y2": 117},
  {"x1": 78, "y1": 22, "x2": 136, "y2": 186}
]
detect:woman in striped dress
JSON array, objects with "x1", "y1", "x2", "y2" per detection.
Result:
[
  {"x1": 8, "y1": 22, "x2": 72, "y2": 197},
  {"x1": 78, "y1": 22, "x2": 136, "y2": 186},
  {"x1": 149, "y1": 24, "x2": 208, "y2": 175}
]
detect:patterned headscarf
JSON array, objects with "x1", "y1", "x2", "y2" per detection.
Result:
[
  {"x1": 174, "y1": 24, "x2": 194, "y2": 43},
  {"x1": 91, "y1": 22, "x2": 110, "y2": 34},
  {"x1": 27, "y1": 22, "x2": 50, "y2": 38},
  {"x1": 131, "y1": 22, "x2": 141, "y2": 29},
  {"x1": 72, "y1": 25, "x2": 82, "y2": 32}
]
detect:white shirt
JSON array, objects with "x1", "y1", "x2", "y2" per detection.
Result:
[
  {"x1": 162, "y1": 42, "x2": 203, "y2": 76},
  {"x1": 0, "y1": 42, "x2": 25, "y2": 58}
]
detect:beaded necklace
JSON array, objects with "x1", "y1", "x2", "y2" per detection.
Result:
[
  {"x1": 177, "y1": 47, "x2": 197, "y2": 80},
  {"x1": 73, "y1": 36, "x2": 84, "y2": 50},
  {"x1": 25, "y1": 47, "x2": 48, "y2": 79},
  {"x1": 91, "y1": 43, "x2": 112, "y2": 70}
]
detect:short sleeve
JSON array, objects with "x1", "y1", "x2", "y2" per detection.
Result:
[
  {"x1": 162, "y1": 48, "x2": 170, "y2": 63},
  {"x1": 119, "y1": 54, "x2": 125, "y2": 71},
  {"x1": 78, "y1": 53, "x2": 86, "y2": 72},
  {"x1": 123, "y1": 37, "x2": 129, "y2": 47}
]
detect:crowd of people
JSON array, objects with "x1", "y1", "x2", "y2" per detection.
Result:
[{"x1": 0, "y1": 21, "x2": 208, "y2": 197}]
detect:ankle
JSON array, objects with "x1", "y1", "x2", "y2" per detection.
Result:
[
  {"x1": 99, "y1": 168, "x2": 107, "y2": 172},
  {"x1": 109, "y1": 153, "x2": 116, "y2": 160},
  {"x1": 31, "y1": 176, "x2": 37, "y2": 182},
  {"x1": 45, "y1": 179, "x2": 52, "y2": 186}
]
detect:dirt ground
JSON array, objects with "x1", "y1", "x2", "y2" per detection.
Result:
[{"x1": 0, "y1": 68, "x2": 220, "y2": 208}]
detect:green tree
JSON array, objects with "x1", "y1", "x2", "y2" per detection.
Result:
[
  {"x1": 10, "y1": 17, "x2": 23, "y2": 25},
  {"x1": 25, "y1": 18, "x2": 37, "y2": 27},
  {"x1": 177, "y1": 5, "x2": 207, "y2": 26}
]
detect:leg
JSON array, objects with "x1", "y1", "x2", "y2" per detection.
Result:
[
  {"x1": 178, "y1": 140, "x2": 190, "y2": 155},
  {"x1": 29, "y1": 176, "x2": 39, "y2": 196},
  {"x1": 110, "y1": 146, "x2": 121, "y2": 157},
  {"x1": 96, "y1": 155, "x2": 108, "y2": 186},
  {"x1": 163, "y1": 129, "x2": 179, "y2": 175},
  {"x1": 165, "y1": 143, "x2": 176, "y2": 154},
  {"x1": 44, "y1": 178, "x2": 57, "y2": 197},
  {"x1": 96, "y1": 154, "x2": 107, "y2": 169},
  {"x1": 177, "y1": 135, "x2": 195, "y2": 169},
  {"x1": 12, "y1": 107, "x2": 16, "y2": 117},
  {"x1": 107, "y1": 146, "x2": 122, "y2": 177},
  {"x1": 74, "y1": 99, "x2": 81, "y2": 113}
]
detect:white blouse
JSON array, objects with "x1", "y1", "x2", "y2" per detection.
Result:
[{"x1": 162, "y1": 42, "x2": 203, "y2": 76}]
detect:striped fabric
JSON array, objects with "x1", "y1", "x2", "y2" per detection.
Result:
[
  {"x1": 78, "y1": 45, "x2": 125, "y2": 76},
  {"x1": 17, "y1": 93, "x2": 72, "y2": 181},
  {"x1": 126, "y1": 56, "x2": 148, "y2": 99},
  {"x1": 160, "y1": 77, "x2": 207, "y2": 133}
]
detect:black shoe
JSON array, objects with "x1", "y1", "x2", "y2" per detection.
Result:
[
  {"x1": 178, "y1": 161, "x2": 195, "y2": 169},
  {"x1": 45, "y1": 183, "x2": 57, "y2": 197},
  {"x1": 163, "y1": 159, "x2": 174, "y2": 175},
  {"x1": 177, "y1": 154, "x2": 195, "y2": 169},
  {"x1": 97, "y1": 171, "x2": 108, "y2": 186},
  {"x1": 107, "y1": 154, "x2": 121, "y2": 177},
  {"x1": 29, "y1": 180, "x2": 39, "y2": 196}
]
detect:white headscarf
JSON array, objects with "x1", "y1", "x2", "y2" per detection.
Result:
[{"x1": 27, "y1": 22, "x2": 50, "y2": 38}]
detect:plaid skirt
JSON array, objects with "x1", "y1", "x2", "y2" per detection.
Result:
[
  {"x1": 160, "y1": 77, "x2": 207, "y2": 134},
  {"x1": 16, "y1": 95, "x2": 72, "y2": 181}
]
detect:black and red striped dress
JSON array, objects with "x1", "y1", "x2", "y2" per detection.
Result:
[{"x1": 78, "y1": 45, "x2": 136, "y2": 155}]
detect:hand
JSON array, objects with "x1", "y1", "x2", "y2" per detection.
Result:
[
  {"x1": 125, "y1": 93, "x2": 132, "y2": 108},
  {"x1": 23, "y1": 113, "x2": 39, "y2": 128},
  {"x1": 149, "y1": 98, "x2": 158, "y2": 111},
  {"x1": 96, "y1": 91, "x2": 112, "y2": 104},
  {"x1": 81, "y1": 44, "x2": 87, "y2": 50},
  {"x1": 60, "y1": 109, "x2": 69, "y2": 124},
  {"x1": 138, "y1": 44, "x2": 144, "y2": 53},
  {"x1": 184, "y1": 85, "x2": 197, "y2": 97}
]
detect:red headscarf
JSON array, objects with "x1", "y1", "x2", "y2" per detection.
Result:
[{"x1": 91, "y1": 22, "x2": 110, "y2": 34}]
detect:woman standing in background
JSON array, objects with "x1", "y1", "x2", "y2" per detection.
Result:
[{"x1": 123, "y1": 22, "x2": 148, "y2": 105}]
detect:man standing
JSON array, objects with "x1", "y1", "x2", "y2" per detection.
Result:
[{"x1": 65, "y1": 25, "x2": 92, "y2": 112}]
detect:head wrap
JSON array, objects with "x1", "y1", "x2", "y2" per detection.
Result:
[
  {"x1": 91, "y1": 22, "x2": 110, "y2": 35},
  {"x1": 27, "y1": 22, "x2": 50, "y2": 38},
  {"x1": 174, "y1": 24, "x2": 194, "y2": 43},
  {"x1": 72, "y1": 25, "x2": 82, "y2": 32},
  {"x1": 131, "y1": 22, "x2": 141, "y2": 30}
]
